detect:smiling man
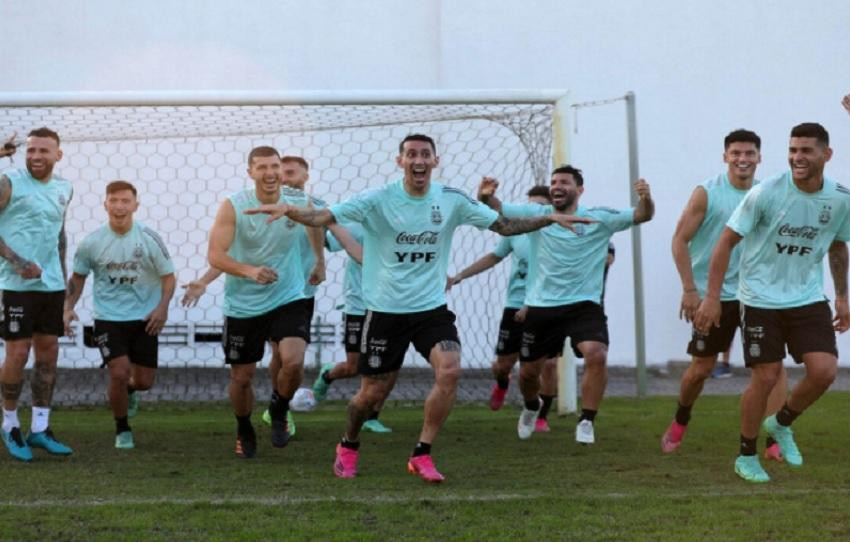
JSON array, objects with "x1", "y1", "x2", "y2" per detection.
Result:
[
  {"x1": 0, "y1": 127, "x2": 74, "y2": 462},
  {"x1": 694, "y1": 122, "x2": 850, "y2": 483}
]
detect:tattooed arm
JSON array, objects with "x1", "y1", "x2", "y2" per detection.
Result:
[
  {"x1": 0, "y1": 174, "x2": 41, "y2": 278},
  {"x1": 63, "y1": 272, "x2": 87, "y2": 336},
  {"x1": 489, "y1": 213, "x2": 594, "y2": 236},
  {"x1": 829, "y1": 240, "x2": 849, "y2": 332},
  {"x1": 243, "y1": 203, "x2": 337, "y2": 227}
]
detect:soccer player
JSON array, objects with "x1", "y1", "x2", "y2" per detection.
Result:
[
  {"x1": 207, "y1": 146, "x2": 316, "y2": 458},
  {"x1": 447, "y1": 185, "x2": 553, "y2": 431},
  {"x1": 0, "y1": 127, "x2": 74, "y2": 462},
  {"x1": 478, "y1": 165, "x2": 654, "y2": 445},
  {"x1": 63, "y1": 181, "x2": 175, "y2": 449},
  {"x1": 662, "y1": 129, "x2": 788, "y2": 458},
  {"x1": 694, "y1": 122, "x2": 850, "y2": 483},
  {"x1": 245, "y1": 134, "x2": 590, "y2": 482}
]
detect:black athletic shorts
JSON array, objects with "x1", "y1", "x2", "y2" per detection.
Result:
[
  {"x1": 93, "y1": 320, "x2": 158, "y2": 368},
  {"x1": 687, "y1": 300, "x2": 740, "y2": 357},
  {"x1": 343, "y1": 313, "x2": 365, "y2": 354},
  {"x1": 303, "y1": 296, "x2": 315, "y2": 344},
  {"x1": 741, "y1": 301, "x2": 837, "y2": 367},
  {"x1": 495, "y1": 307, "x2": 523, "y2": 356},
  {"x1": 2, "y1": 290, "x2": 64, "y2": 339},
  {"x1": 359, "y1": 305, "x2": 460, "y2": 376},
  {"x1": 222, "y1": 298, "x2": 311, "y2": 365},
  {"x1": 519, "y1": 301, "x2": 608, "y2": 362}
]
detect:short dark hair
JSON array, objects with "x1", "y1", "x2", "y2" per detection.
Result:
[
  {"x1": 281, "y1": 155, "x2": 309, "y2": 170},
  {"x1": 526, "y1": 185, "x2": 552, "y2": 202},
  {"x1": 790, "y1": 123, "x2": 829, "y2": 147},
  {"x1": 551, "y1": 164, "x2": 584, "y2": 186},
  {"x1": 28, "y1": 127, "x2": 60, "y2": 146},
  {"x1": 106, "y1": 180, "x2": 137, "y2": 197},
  {"x1": 399, "y1": 134, "x2": 436, "y2": 154},
  {"x1": 724, "y1": 129, "x2": 761, "y2": 150},
  {"x1": 247, "y1": 146, "x2": 280, "y2": 167}
]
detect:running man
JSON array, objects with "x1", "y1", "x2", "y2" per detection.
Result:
[
  {"x1": 478, "y1": 165, "x2": 654, "y2": 445},
  {"x1": 447, "y1": 185, "x2": 553, "y2": 431},
  {"x1": 63, "y1": 181, "x2": 175, "y2": 449},
  {"x1": 662, "y1": 129, "x2": 787, "y2": 459},
  {"x1": 694, "y1": 122, "x2": 850, "y2": 483},
  {"x1": 0, "y1": 127, "x2": 74, "y2": 462},
  {"x1": 246, "y1": 133, "x2": 591, "y2": 482},
  {"x1": 207, "y1": 146, "x2": 315, "y2": 458}
]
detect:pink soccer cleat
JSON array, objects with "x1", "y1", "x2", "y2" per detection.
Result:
[
  {"x1": 333, "y1": 444, "x2": 359, "y2": 478},
  {"x1": 660, "y1": 420, "x2": 687, "y2": 453},
  {"x1": 535, "y1": 418, "x2": 551, "y2": 432},
  {"x1": 407, "y1": 454, "x2": 445, "y2": 483},
  {"x1": 489, "y1": 382, "x2": 509, "y2": 411},
  {"x1": 763, "y1": 442, "x2": 784, "y2": 462}
]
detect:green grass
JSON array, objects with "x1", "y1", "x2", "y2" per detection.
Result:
[{"x1": 2, "y1": 394, "x2": 850, "y2": 541}]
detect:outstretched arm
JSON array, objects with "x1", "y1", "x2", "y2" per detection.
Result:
[
  {"x1": 632, "y1": 179, "x2": 655, "y2": 224},
  {"x1": 671, "y1": 186, "x2": 708, "y2": 322},
  {"x1": 829, "y1": 240, "x2": 849, "y2": 332},
  {"x1": 693, "y1": 227, "x2": 741, "y2": 333},
  {"x1": 0, "y1": 133, "x2": 18, "y2": 159},
  {"x1": 489, "y1": 213, "x2": 594, "y2": 236},
  {"x1": 447, "y1": 252, "x2": 504, "y2": 290},
  {"x1": 244, "y1": 203, "x2": 336, "y2": 227},
  {"x1": 477, "y1": 176, "x2": 503, "y2": 212}
]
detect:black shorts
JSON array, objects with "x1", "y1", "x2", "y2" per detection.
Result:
[
  {"x1": 495, "y1": 307, "x2": 523, "y2": 356},
  {"x1": 93, "y1": 320, "x2": 158, "y2": 368},
  {"x1": 343, "y1": 313, "x2": 365, "y2": 353},
  {"x1": 2, "y1": 290, "x2": 64, "y2": 339},
  {"x1": 741, "y1": 301, "x2": 837, "y2": 367},
  {"x1": 687, "y1": 300, "x2": 740, "y2": 357},
  {"x1": 359, "y1": 305, "x2": 460, "y2": 376},
  {"x1": 519, "y1": 301, "x2": 608, "y2": 362},
  {"x1": 304, "y1": 296, "x2": 315, "y2": 344},
  {"x1": 222, "y1": 298, "x2": 311, "y2": 365}
]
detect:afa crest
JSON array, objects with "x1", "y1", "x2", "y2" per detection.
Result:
[
  {"x1": 431, "y1": 205, "x2": 443, "y2": 225},
  {"x1": 819, "y1": 205, "x2": 832, "y2": 225}
]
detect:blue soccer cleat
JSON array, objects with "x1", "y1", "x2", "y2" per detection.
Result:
[
  {"x1": 2, "y1": 427, "x2": 33, "y2": 462},
  {"x1": 26, "y1": 428, "x2": 73, "y2": 456},
  {"x1": 762, "y1": 414, "x2": 802, "y2": 467},
  {"x1": 734, "y1": 455, "x2": 770, "y2": 483}
]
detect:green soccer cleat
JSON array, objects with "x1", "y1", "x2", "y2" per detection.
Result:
[
  {"x1": 26, "y1": 428, "x2": 73, "y2": 456},
  {"x1": 363, "y1": 419, "x2": 393, "y2": 433},
  {"x1": 115, "y1": 430, "x2": 135, "y2": 450},
  {"x1": 261, "y1": 409, "x2": 272, "y2": 426},
  {"x1": 127, "y1": 391, "x2": 140, "y2": 418},
  {"x1": 288, "y1": 410, "x2": 296, "y2": 437},
  {"x1": 734, "y1": 455, "x2": 770, "y2": 483},
  {"x1": 312, "y1": 363, "x2": 334, "y2": 402},
  {"x1": 762, "y1": 414, "x2": 803, "y2": 467}
]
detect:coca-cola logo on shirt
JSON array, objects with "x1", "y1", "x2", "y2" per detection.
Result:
[
  {"x1": 396, "y1": 231, "x2": 439, "y2": 245},
  {"x1": 777, "y1": 224, "x2": 819, "y2": 240}
]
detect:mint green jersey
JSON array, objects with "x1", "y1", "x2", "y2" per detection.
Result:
[
  {"x1": 326, "y1": 222, "x2": 365, "y2": 316},
  {"x1": 330, "y1": 180, "x2": 499, "y2": 313},
  {"x1": 727, "y1": 171, "x2": 850, "y2": 309},
  {"x1": 492, "y1": 235, "x2": 530, "y2": 309},
  {"x1": 501, "y1": 203, "x2": 634, "y2": 307},
  {"x1": 0, "y1": 168, "x2": 72, "y2": 292},
  {"x1": 73, "y1": 221, "x2": 174, "y2": 321},
  {"x1": 689, "y1": 173, "x2": 754, "y2": 301},
  {"x1": 223, "y1": 188, "x2": 307, "y2": 318},
  {"x1": 284, "y1": 187, "x2": 327, "y2": 299}
]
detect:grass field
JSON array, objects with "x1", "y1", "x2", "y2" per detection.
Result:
[{"x1": 2, "y1": 393, "x2": 850, "y2": 541}]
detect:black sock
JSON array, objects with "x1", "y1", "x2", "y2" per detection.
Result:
[
  {"x1": 412, "y1": 441, "x2": 431, "y2": 457},
  {"x1": 368, "y1": 411, "x2": 379, "y2": 421},
  {"x1": 740, "y1": 434, "x2": 757, "y2": 456},
  {"x1": 579, "y1": 409, "x2": 597, "y2": 423},
  {"x1": 766, "y1": 436, "x2": 777, "y2": 448},
  {"x1": 340, "y1": 437, "x2": 360, "y2": 451},
  {"x1": 496, "y1": 376, "x2": 510, "y2": 390},
  {"x1": 236, "y1": 414, "x2": 254, "y2": 439},
  {"x1": 524, "y1": 397, "x2": 541, "y2": 411},
  {"x1": 539, "y1": 394, "x2": 555, "y2": 420},
  {"x1": 115, "y1": 416, "x2": 130, "y2": 434},
  {"x1": 675, "y1": 402, "x2": 692, "y2": 426},
  {"x1": 127, "y1": 385, "x2": 137, "y2": 395},
  {"x1": 776, "y1": 403, "x2": 800, "y2": 427},
  {"x1": 269, "y1": 391, "x2": 290, "y2": 421},
  {"x1": 322, "y1": 372, "x2": 334, "y2": 384}
]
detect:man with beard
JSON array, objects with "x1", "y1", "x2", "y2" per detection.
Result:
[
  {"x1": 478, "y1": 165, "x2": 654, "y2": 445},
  {"x1": 245, "y1": 134, "x2": 591, "y2": 482},
  {"x1": 0, "y1": 127, "x2": 74, "y2": 462}
]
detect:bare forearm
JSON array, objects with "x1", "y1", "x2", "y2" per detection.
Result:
[
  {"x1": 456, "y1": 253, "x2": 502, "y2": 281},
  {"x1": 307, "y1": 224, "x2": 326, "y2": 265},
  {"x1": 64, "y1": 275, "x2": 86, "y2": 310},
  {"x1": 829, "y1": 241, "x2": 848, "y2": 298},
  {"x1": 478, "y1": 193, "x2": 503, "y2": 212},
  {"x1": 634, "y1": 196, "x2": 655, "y2": 224},
  {"x1": 489, "y1": 215, "x2": 553, "y2": 236},
  {"x1": 209, "y1": 251, "x2": 255, "y2": 279},
  {"x1": 158, "y1": 274, "x2": 177, "y2": 309},
  {"x1": 705, "y1": 244, "x2": 733, "y2": 299},
  {"x1": 671, "y1": 237, "x2": 697, "y2": 292},
  {"x1": 328, "y1": 223, "x2": 363, "y2": 264},
  {"x1": 289, "y1": 207, "x2": 336, "y2": 227},
  {"x1": 198, "y1": 267, "x2": 223, "y2": 286},
  {"x1": 0, "y1": 236, "x2": 27, "y2": 270},
  {"x1": 58, "y1": 228, "x2": 67, "y2": 281}
]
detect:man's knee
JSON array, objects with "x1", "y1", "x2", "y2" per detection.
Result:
[
  {"x1": 689, "y1": 356, "x2": 717, "y2": 380},
  {"x1": 750, "y1": 363, "x2": 782, "y2": 388},
  {"x1": 230, "y1": 366, "x2": 255, "y2": 388}
]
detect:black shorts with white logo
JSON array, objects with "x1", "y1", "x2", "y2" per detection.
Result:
[
  {"x1": 495, "y1": 307, "x2": 523, "y2": 356},
  {"x1": 359, "y1": 305, "x2": 460, "y2": 376},
  {"x1": 343, "y1": 313, "x2": 365, "y2": 353},
  {"x1": 519, "y1": 301, "x2": 608, "y2": 362},
  {"x1": 741, "y1": 301, "x2": 837, "y2": 366},
  {"x1": 2, "y1": 290, "x2": 64, "y2": 339},
  {"x1": 222, "y1": 298, "x2": 311, "y2": 365},
  {"x1": 93, "y1": 320, "x2": 158, "y2": 368},
  {"x1": 687, "y1": 300, "x2": 740, "y2": 357}
]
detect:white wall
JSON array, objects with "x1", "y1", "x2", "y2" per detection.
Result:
[{"x1": 3, "y1": 0, "x2": 850, "y2": 366}]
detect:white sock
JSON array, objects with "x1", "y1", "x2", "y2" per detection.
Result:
[
  {"x1": 31, "y1": 406, "x2": 50, "y2": 433},
  {"x1": 2, "y1": 409, "x2": 20, "y2": 433}
]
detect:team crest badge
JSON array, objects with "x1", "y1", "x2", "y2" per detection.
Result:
[
  {"x1": 285, "y1": 219, "x2": 297, "y2": 229},
  {"x1": 348, "y1": 333, "x2": 357, "y2": 345},
  {"x1": 133, "y1": 245, "x2": 144, "y2": 259},
  {"x1": 431, "y1": 205, "x2": 443, "y2": 225},
  {"x1": 696, "y1": 339, "x2": 705, "y2": 352},
  {"x1": 572, "y1": 224, "x2": 586, "y2": 236},
  {"x1": 819, "y1": 205, "x2": 832, "y2": 225},
  {"x1": 749, "y1": 343, "x2": 761, "y2": 358},
  {"x1": 8, "y1": 321, "x2": 19, "y2": 333},
  {"x1": 369, "y1": 354, "x2": 381, "y2": 368},
  {"x1": 100, "y1": 346, "x2": 111, "y2": 358},
  {"x1": 58, "y1": 194, "x2": 67, "y2": 206},
  {"x1": 229, "y1": 348, "x2": 240, "y2": 360}
]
